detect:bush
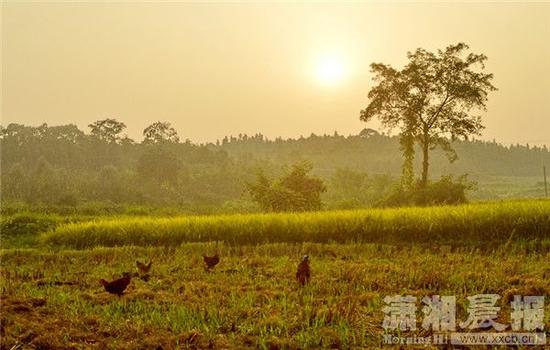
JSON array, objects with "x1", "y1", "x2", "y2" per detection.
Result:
[
  {"x1": 246, "y1": 162, "x2": 326, "y2": 212},
  {"x1": 381, "y1": 175, "x2": 474, "y2": 207},
  {"x1": 1, "y1": 213, "x2": 61, "y2": 236}
]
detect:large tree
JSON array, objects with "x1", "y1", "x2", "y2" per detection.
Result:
[{"x1": 360, "y1": 43, "x2": 496, "y2": 187}]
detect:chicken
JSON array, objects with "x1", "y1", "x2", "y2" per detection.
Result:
[
  {"x1": 135, "y1": 260, "x2": 152, "y2": 281},
  {"x1": 296, "y1": 255, "x2": 311, "y2": 286},
  {"x1": 136, "y1": 260, "x2": 152, "y2": 275},
  {"x1": 203, "y1": 254, "x2": 220, "y2": 270},
  {"x1": 99, "y1": 272, "x2": 132, "y2": 296}
]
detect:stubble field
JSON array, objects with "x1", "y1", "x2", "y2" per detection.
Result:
[{"x1": 1, "y1": 243, "x2": 550, "y2": 349}]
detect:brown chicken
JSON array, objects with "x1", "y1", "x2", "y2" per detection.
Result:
[
  {"x1": 296, "y1": 255, "x2": 311, "y2": 286},
  {"x1": 99, "y1": 272, "x2": 132, "y2": 296},
  {"x1": 203, "y1": 254, "x2": 220, "y2": 270},
  {"x1": 136, "y1": 260, "x2": 152, "y2": 275}
]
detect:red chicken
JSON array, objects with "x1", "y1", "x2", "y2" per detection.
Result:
[
  {"x1": 99, "y1": 272, "x2": 132, "y2": 296},
  {"x1": 296, "y1": 255, "x2": 311, "y2": 286},
  {"x1": 203, "y1": 254, "x2": 220, "y2": 270}
]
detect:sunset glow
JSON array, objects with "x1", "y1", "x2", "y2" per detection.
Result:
[{"x1": 314, "y1": 55, "x2": 347, "y2": 86}]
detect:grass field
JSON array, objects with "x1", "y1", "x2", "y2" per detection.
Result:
[
  {"x1": 1, "y1": 200, "x2": 550, "y2": 349},
  {"x1": 41, "y1": 200, "x2": 550, "y2": 249}
]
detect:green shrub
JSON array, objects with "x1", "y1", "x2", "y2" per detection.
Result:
[
  {"x1": 1, "y1": 213, "x2": 61, "y2": 236},
  {"x1": 246, "y1": 162, "x2": 326, "y2": 212},
  {"x1": 381, "y1": 175, "x2": 474, "y2": 207}
]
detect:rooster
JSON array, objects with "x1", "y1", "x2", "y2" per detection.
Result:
[
  {"x1": 99, "y1": 272, "x2": 132, "y2": 296},
  {"x1": 203, "y1": 254, "x2": 220, "y2": 270},
  {"x1": 296, "y1": 255, "x2": 311, "y2": 286}
]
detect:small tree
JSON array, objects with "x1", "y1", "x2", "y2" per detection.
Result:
[
  {"x1": 246, "y1": 162, "x2": 326, "y2": 212},
  {"x1": 143, "y1": 121, "x2": 180, "y2": 144},
  {"x1": 88, "y1": 118, "x2": 128, "y2": 144},
  {"x1": 360, "y1": 43, "x2": 496, "y2": 187}
]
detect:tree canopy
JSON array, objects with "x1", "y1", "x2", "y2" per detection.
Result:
[
  {"x1": 361, "y1": 43, "x2": 497, "y2": 187},
  {"x1": 88, "y1": 118, "x2": 129, "y2": 144},
  {"x1": 143, "y1": 121, "x2": 180, "y2": 144}
]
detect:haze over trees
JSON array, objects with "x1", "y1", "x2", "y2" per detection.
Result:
[
  {"x1": 0, "y1": 42, "x2": 542, "y2": 211},
  {"x1": 1, "y1": 120, "x2": 548, "y2": 213},
  {"x1": 361, "y1": 43, "x2": 496, "y2": 188}
]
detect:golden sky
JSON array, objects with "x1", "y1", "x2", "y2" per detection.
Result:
[{"x1": 2, "y1": 2, "x2": 549, "y2": 145}]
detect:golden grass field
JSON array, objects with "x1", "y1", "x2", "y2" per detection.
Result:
[{"x1": 41, "y1": 200, "x2": 550, "y2": 248}]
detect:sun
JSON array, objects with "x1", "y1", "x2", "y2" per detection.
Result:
[{"x1": 314, "y1": 55, "x2": 347, "y2": 86}]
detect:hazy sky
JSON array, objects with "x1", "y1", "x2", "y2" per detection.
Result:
[{"x1": 2, "y1": 2, "x2": 549, "y2": 145}]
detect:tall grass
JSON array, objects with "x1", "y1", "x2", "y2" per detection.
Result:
[{"x1": 42, "y1": 200, "x2": 550, "y2": 249}]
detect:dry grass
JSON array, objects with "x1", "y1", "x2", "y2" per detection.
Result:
[{"x1": 1, "y1": 243, "x2": 549, "y2": 349}]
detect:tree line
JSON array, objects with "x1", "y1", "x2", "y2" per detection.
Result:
[{"x1": 1, "y1": 120, "x2": 548, "y2": 212}]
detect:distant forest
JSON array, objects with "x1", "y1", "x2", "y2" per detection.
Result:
[{"x1": 1, "y1": 122, "x2": 548, "y2": 213}]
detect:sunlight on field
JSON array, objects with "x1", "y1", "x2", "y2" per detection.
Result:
[{"x1": 41, "y1": 200, "x2": 550, "y2": 249}]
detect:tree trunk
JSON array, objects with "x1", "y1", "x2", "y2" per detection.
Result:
[
  {"x1": 421, "y1": 136, "x2": 430, "y2": 188},
  {"x1": 399, "y1": 133, "x2": 415, "y2": 189}
]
